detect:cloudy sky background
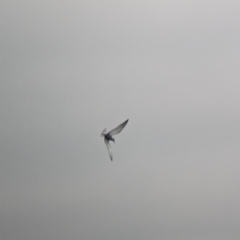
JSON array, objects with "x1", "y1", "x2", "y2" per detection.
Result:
[{"x1": 1, "y1": 0, "x2": 240, "y2": 239}]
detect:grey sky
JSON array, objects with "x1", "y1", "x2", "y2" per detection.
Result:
[{"x1": 1, "y1": 1, "x2": 240, "y2": 240}]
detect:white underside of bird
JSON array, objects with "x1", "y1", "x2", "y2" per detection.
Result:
[{"x1": 101, "y1": 119, "x2": 129, "y2": 161}]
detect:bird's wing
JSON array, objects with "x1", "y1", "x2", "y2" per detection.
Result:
[
  {"x1": 100, "y1": 128, "x2": 107, "y2": 137},
  {"x1": 108, "y1": 119, "x2": 129, "y2": 136},
  {"x1": 104, "y1": 138, "x2": 113, "y2": 161}
]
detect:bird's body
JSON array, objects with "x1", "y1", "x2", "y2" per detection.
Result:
[
  {"x1": 104, "y1": 134, "x2": 115, "y2": 142},
  {"x1": 101, "y1": 119, "x2": 129, "y2": 161}
]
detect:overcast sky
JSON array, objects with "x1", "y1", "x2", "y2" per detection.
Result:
[{"x1": 1, "y1": 1, "x2": 240, "y2": 240}]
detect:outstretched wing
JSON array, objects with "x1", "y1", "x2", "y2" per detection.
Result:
[
  {"x1": 104, "y1": 138, "x2": 113, "y2": 161},
  {"x1": 108, "y1": 119, "x2": 129, "y2": 136}
]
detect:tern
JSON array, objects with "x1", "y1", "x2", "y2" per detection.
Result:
[{"x1": 101, "y1": 119, "x2": 129, "y2": 161}]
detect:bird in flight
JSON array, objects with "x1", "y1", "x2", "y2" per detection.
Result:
[{"x1": 101, "y1": 119, "x2": 129, "y2": 161}]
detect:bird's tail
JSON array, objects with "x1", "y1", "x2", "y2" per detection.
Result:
[{"x1": 100, "y1": 128, "x2": 107, "y2": 137}]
